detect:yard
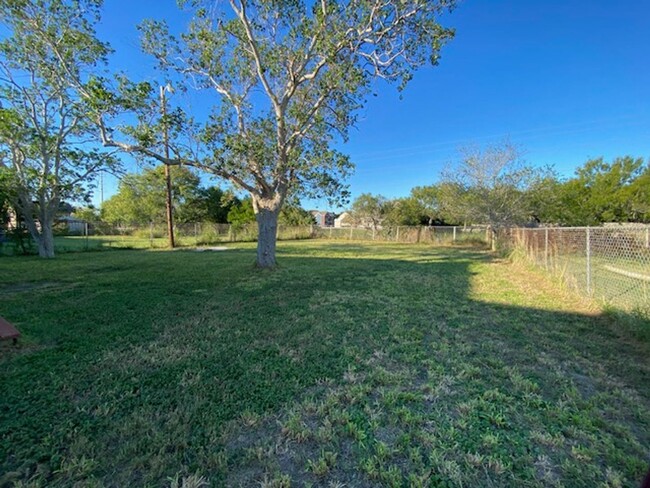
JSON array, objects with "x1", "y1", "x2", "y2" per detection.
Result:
[{"x1": 1, "y1": 241, "x2": 648, "y2": 487}]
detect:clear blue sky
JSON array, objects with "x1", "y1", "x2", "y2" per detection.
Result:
[{"x1": 94, "y1": 0, "x2": 650, "y2": 210}]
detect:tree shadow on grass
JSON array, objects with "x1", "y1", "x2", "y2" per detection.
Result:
[{"x1": 0, "y1": 245, "x2": 648, "y2": 487}]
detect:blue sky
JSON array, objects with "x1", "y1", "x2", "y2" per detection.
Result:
[{"x1": 94, "y1": 0, "x2": 650, "y2": 210}]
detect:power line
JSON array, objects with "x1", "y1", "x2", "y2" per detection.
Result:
[{"x1": 350, "y1": 115, "x2": 645, "y2": 162}]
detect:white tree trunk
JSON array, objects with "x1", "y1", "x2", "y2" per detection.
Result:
[
  {"x1": 37, "y1": 220, "x2": 55, "y2": 258},
  {"x1": 22, "y1": 211, "x2": 55, "y2": 258},
  {"x1": 254, "y1": 197, "x2": 281, "y2": 268}
]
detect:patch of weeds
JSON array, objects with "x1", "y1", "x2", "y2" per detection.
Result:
[
  {"x1": 306, "y1": 450, "x2": 337, "y2": 477},
  {"x1": 280, "y1": 413, "x2": 312, "y2": 443}
]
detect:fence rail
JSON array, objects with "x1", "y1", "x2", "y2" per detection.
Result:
[
  {"x1": 511, "y1": 226, "x2": 650, "y2": 314},
  {"x1": 83, "y1": 222, "x2": 489, "y2": 246},
  {"x1": 1, "y1": 221, "x2": 489, "y2": 255},
  {"x1": 315, "y1": 225, "x2": 488, "y2": 244}
]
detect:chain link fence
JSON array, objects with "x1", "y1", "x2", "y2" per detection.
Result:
[
  {"x1": 314, "y1": 225, "x2": 488, "y2": 245},
  {"x1": 0, "y1": 221, "x2": 316, "y2": 255},
  {"x1": 2, "y1": 221, "x2": 489, "y2": 255},
  {"x1": 511, "y1": 226, "x2": 650, "y2": 314}
]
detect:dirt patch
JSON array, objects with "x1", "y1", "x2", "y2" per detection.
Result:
[
  {"x1": 194, "y1": 246, "x2": 229, "y2": 252},
  {"x1": 570, "y1": 372, "x2": 598, "y2": 400}
]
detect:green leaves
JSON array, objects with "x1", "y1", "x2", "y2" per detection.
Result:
[
  {"x1": 121, "y1": 0, "x2": 457, "y2": 203},
  {"x1": 102, "y1": 166, "x2": 202, "y2": 226}
]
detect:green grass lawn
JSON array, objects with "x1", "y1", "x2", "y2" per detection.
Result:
[
  {"x1": 0, "y1": 230, "x2": 313, "y2": 256},
  {"x1": 1, "y1": 241, "x2": 649, "y2": 487}
]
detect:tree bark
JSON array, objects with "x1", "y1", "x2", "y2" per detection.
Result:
[
  {"x1": 254, "y1": 197, "x2": 281, "y2": 268},
  {"x1": 22, "y1": 211, "x2": 55, "y2": 258},
  {"x1": 37, "y1": 220, "x2": 55, "y2": 258}
]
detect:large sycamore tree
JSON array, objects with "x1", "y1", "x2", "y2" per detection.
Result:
[
  {"x1": 94, "y1": 0, "x2": 457, "y2": 267},
  {"x1": 0, "y1": 0, "x2": 116, "y2": 258}
]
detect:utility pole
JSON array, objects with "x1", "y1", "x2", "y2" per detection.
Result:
[
  {"x1": 99, "y1": 170, "x2": 104, "y2": 205},
  {"x1": 160, "y1": 83, "x2": 175, "y2": 249}
]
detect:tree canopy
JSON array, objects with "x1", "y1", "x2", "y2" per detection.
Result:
[
  {"x1": 350, "y1": 193, "x2": 389, "y2": 229},
  {"x1": 529, "y1": 156, "x2": 650, "y2": 226},
  {"x1": 103, "y1": 166, "x2": 206, "y2": 226},
  {"x1": 438, "y1": 141, "x2": 542, "y2": 230}
]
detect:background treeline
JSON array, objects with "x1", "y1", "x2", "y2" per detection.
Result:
[
  {"x1": 350, "y1": 153, "x2": 650, "y2": 228},
  {"x1": 80, "y1": 166, "x2": 315, "y2": 229},
  {"x1": 4, "y1": 152, "x2": 648, "y2": 233}
]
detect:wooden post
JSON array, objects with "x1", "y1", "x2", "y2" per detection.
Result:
[
  {"x1": 452, "y1": 226, "x2": 457, "y2": 243},
  {"x1": 396, "y1": 226, "x2": 400, "y2": 242},
  {"x1": 160, "y1": 85, "x2": 175, "y2": 249},
  {"x1": 544, "y1": 227, "x2": 549, "y2": 270}
]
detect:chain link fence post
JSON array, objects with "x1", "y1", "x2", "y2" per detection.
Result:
[
  {"x1": 586, "y1": 226, "x2": 592, "y2": 296},
  {"x1": 544, "y1": 227, "x2": 549, "y2": 270}
]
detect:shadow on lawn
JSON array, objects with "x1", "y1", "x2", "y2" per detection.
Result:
[{"x1": 0, "y1": 245, "x2": 649, "y2": 487}]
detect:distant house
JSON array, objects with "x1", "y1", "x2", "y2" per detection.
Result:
[
  {"x1": 2, "y1": 205, "x2": 89, "y2": 235},
  {"x1": 311, "y1": 210, "x2": 336, "y2": 227},
  {"x1": 334, "y1": 212, "x2": 352, "y2": 228},
  {"x1": 57, "y1": 215, "x2": 87, "y2": 234}
]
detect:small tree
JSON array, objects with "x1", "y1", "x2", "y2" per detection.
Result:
[
  {"x1": 92, "y1": 0, "x2": 457, "y2": 267},
  {"x1": 410, "y1": 185, "x2": 443, "y2": 225},
  {"x1": 102, "y1": 166, "x2": 202, "y2": 227},
  {"x1": 384, "y1": 197, "x2": 426, "y2": 226},
  {"x1": 0, "y1": 0, "x2": 116, "y2": 257},
  {"x1": 227, "y1": 198, "x2": 256, "y2": 230},
  {"x1": 350, "y1": 193, "x2": 389, "y2": 230},
  {"x1": 180, "y1": 186, "x2": 240, "y2": 224},
  {"x1": 279, "y1": 205, "x2": 316, "y2": 227},
  {"x1": 440, "y1": 141, "x2": 539, "y2": 234}
]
